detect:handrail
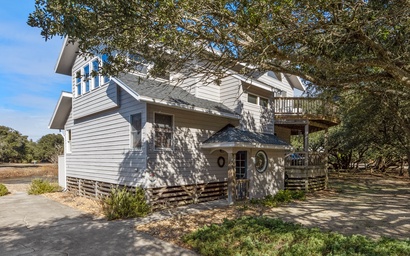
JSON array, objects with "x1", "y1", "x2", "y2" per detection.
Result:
[
  {"x1": 273, "y1": 97, "x2": 338, "y2": 119},
  {"x1": 285, "y1": 152, "x2": 326, "y2": 167}
]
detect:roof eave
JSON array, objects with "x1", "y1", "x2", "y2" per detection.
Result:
[
  {"x1": 55, "y1": 37, "x2": 79, "y2": 76},
  {"x1": 200, "y1": 142, "x2": 291, "y2": 150},
  {"x1": 49, "y1": 92, "x2": 73, "y2": 129},
  {"x1": 284, "y1": 74, "x2": 305, "y2": 91},
  {"x1": 139, "y1": 96, "x2": 240, "y2": 120}
]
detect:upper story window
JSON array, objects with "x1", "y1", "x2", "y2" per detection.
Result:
[
  {"x1": 247, "y1": 93, "x2": 269, "y2": 107},
  {"x1": 74, "y1": 56, "x2": 111, "y2": 97},
  {"x1": 130, "y1": 113, "x2": 142, "y2": 149},
  {"x1": 154, "y1": 113, "x2": 173, "y2": 150},
  {"x1": 66, "y1": 129, "x2": 72, "y2": 153}
]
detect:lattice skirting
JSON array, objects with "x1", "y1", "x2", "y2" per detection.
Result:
[{"x1": 66, "y1": 176, "x2": 227, "y2": 209}]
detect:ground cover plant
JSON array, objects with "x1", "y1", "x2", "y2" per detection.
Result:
[
  {"x1": 28, "y1": 178, "x2": 60, "y2": 195},
  {"x1": 0, "y1": 183, "x2": 9, "y2": 196},
  {"x1": 184, "y1": 216, "x2": 410, "y2": 256},
  {"x1": 251, "y1": 189, "x2": 306, "y2": 207},
  {"x1": 102, "y1": 187, "x2": 151, "y2": 220}
]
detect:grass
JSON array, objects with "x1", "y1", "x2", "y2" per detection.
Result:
[
  {"x1": 0, "y1": 183, "x2": 9, "y2": 196},
  {"x1": 102, "y1": 187, "x2": 151, "y2": 220},
  {"x1": 28, "y1": 178, "x2": 60, "y2": 195},
  {"x1": 0, "y1": 164, "x2": 58, "y2": 179},
  {"x1": 183, "y1": 216, "x2": 410, "y2": 256}
]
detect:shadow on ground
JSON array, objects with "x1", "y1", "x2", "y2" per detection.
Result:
[{"x1": 265, "y1": 174, "x2": 410, "y2": 240}]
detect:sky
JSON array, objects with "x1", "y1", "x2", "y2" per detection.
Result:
[{"x1": 0, "y1": 1, "x2": 71, "y2": 141}]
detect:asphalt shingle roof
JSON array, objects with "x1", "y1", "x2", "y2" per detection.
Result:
[
  {"x1": 117, "y1": 73, "x2": 236, "y2": 116},
  {"x1": 203, "y1": 124, "x2": 289, "y2": 146}
]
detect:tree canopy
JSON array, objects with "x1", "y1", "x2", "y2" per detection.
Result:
[{"x1": 28, "y1": 0, "x2": 410, "y2": 90}]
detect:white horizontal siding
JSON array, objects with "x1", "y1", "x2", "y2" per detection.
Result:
[
  {"x1": 145, "y1": 104, "x2": 239, "y2": 188},
  {"x1": 65, "y1": 87, "x2": 148, "y2": 187},
  {"x1": 220, "y1": 76, "x2": 241, "y2": 111},
  {"x1": 257, "y1": 73, "x2": 294, "y2": 97},
  {"x1": 72, "y1": 82, "x2": 119, "y2": 119}
]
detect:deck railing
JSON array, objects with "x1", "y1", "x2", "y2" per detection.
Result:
[
  {"x1": 285, "y1": 152, "x2": 326, "y2": 167},
  {"x1": 273, "y1": 97, "x2": 338, "y2": 119}
]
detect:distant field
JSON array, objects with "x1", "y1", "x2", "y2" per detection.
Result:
[{"x1": 0, "y1": 164, "x2": 58, "y2": 179}]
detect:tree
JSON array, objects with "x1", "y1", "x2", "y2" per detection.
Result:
[
  {"x1": 0, "y1": 126, "x2": 31, "y2": 163},
  {"x1": 28, "y1": 0, "x2": 410, "y2": 89},
  {"x1": 35, "y1": 134, "x2": 64, "y2": 163}
]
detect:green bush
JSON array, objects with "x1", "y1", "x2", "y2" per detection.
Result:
[
  {"x1": 28, "y1": 178, "x2": 60, "y2": 195},
  {"x1": 251, "y1": 190, "x2": 306, "y2": 207},
  {"x1": 102, "y1": 187, "x2": 151, "y2": 220},
  {"x1": 0, "y1": 184, "x2": 9, "y2": 196},
  {"x1": 184, "y1": 216, "x2": 410, "y2": 256}
]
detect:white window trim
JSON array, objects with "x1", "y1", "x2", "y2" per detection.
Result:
[
  {"x1": 247, "y1": 93, "x2": 269, "y2": 107},
  {"x1": 129, "y1": 112, "x2": 143, "y2": 151},
  {"x1": 153, "y1": 111, "x2": 174, "y2": 151},
  {"x1": 73, "y1": 57, "x2": 111, "y2": 98}
]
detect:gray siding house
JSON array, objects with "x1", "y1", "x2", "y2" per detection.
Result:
[{"x1": 49, "y1": 39, "x2": 307, "y2": 207}]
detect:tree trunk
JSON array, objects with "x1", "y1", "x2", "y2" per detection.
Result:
[{"x1": 407, "y1": 152, "x2": 410, "y2": 177}]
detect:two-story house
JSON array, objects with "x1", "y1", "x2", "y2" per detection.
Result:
[{"x1": 49, "y1": 39, "x2": 338, "y2": 208}]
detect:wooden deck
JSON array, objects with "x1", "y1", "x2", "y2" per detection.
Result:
[{"x1": 274, "y1": 97, "x2": 339, "y2": 133}]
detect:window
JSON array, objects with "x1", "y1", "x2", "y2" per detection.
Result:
[
  {"x1": 259, "y1": 97, "x2": 269, "y2": 107},
  {"x1": 255, "y1": 150, "x2": 268, "y2": 173},
  {"x1": 66, "y1": 130, "x2": 72, "y2": 153},
  {"x1": 130, "y1": 113, "x2": 142, "y2": 149},
  {"x1": 247, "y1": 94, "x2": 258, "y2": 104},
  {"x1": 92, "y1": 59, "x2": 100, "y2": 88},
  {"x1": 75, "y1": 71, "x2": 81, "y2": 96},
  {"x1": 235, "y1": 151, "x2": 247, "y2": 179},
  {"x1": 73, "y1": 56, "x2": 111, "y2": 97},
  {"x1": 83, "y1": 64, "x2": 90, "y2": 92},
  {"x1": 154, "y1": 113, "x2": 173, "y2": 150}
]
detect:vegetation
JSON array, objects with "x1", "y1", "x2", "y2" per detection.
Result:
[
  {"x1": 251, "y1": 190, "x2": 306, "y2": 207},
  {"x1": 0, "y1": 184, "x2": 9, "y2": 196},
  {"x1": 102, "y1": 187, "x2": 151, "y2": 220},
  {"x1": 28, "y1": 178, "x2": 60, "y2": 195},
  {"x1": 0, "y1": 125, "x2": 63, "y2": 163},
  {"x1": 184, "y1": 216, "x2": 410, "y2": 256}
]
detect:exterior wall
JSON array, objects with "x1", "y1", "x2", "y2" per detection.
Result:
[
  {"x1": 72, "y1": 81, "x2": 119, "y2": 119},
  {"x1": 247, "y1": 148, "x2": 285, "y2": 199},
  {"x1": 145, "y1": 104, "x2": 239, "y2": 188},
  {"x1": 171, "y1": 72, "x2": 221, "y2": 102},
  {"x1": 240, "y1": 83, "x2": 275, "y2": 133},
  {"x1": 257, "y1": 72, "x2": 295, "y2": 97},
  {"x1": 220, "y1": 76, "x2": 242, "y2": 111},
  {"x1": 65, "y1": 85, "x2": 148, "y2": 187}
]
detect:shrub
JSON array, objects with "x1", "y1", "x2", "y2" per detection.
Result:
[
  {"x1": 102, "y1": 187, "x2": 151, "y2": 220},
  {"x1": 251, "y1": 190, "x2": 306, "y2": 207},
  {"x1": 28, "y1": 178, "x2": 60, "y2": 195},
  {"x1": 0, "y1": 184, "x2": 9, "y2": 196}
]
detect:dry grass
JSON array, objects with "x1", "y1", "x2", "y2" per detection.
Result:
[{"x1": 0, "y1": 164, "x2": 58, "y2": 179}]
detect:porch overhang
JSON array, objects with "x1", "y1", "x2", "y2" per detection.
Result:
[
  {"x1": 49, "y1": 92, "x2": 72, "y2": 129},
  {"x1": 201, "y1": 124, "x2": 292, "y2": 152}
]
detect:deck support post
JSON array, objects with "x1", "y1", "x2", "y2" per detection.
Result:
[
  {"x1": 324, "y1": 128, "x2": 329, "y2": 189},
  {"x1": 227, "y1": 152, "x2": 236, "y2": 205},
  {"x1": 304, "y1": 123, "x2": 309, "y2": 166}
]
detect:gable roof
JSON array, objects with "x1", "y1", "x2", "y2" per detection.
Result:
[
  {"x1": 49, "y1": 92, "x2": 72, "y2": 129},
  {"x1": 115, "y1": 73, "x2": 239, "y2": 119},
  {"x1": 201, "y1": 124, "x2": 291, "y2": 150},
  {"x1": 55, "y1": 38, "x2": 79, "y2": 76}
]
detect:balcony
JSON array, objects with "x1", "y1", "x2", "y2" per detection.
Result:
[{"x1": 273, "y1": 97, "x2": 339, "y2": 134}]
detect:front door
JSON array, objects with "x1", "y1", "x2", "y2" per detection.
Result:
[
  {"x1": 235, "y1": 151, "x2": 247, "y2": 179},
  {"x1": 235, "y1": 151, "x2": 248, "y2": 200}
]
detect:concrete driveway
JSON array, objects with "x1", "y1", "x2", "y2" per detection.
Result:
[{"x1": 0, "y1": 191, "x2": 196, "y2": 256}]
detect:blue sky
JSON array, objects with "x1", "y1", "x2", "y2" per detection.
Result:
[{"x1": 0, "y1": 1, "x2": 71, "y2": 141}]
